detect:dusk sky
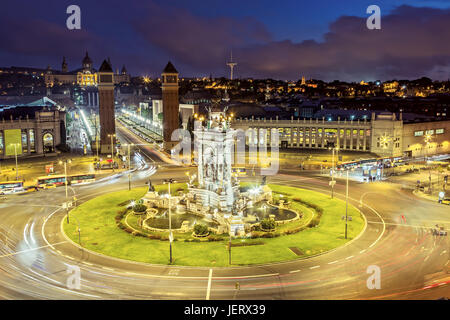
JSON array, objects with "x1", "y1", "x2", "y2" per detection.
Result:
[{"x1": 1, "y1": 0, "x2": 450, "y2": 81}]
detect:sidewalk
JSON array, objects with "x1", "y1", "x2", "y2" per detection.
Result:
[
  {"x1": 0, "y1": 154, "x2": 126, "y2": 186},
  {"x1": 412, "y1": 189, "x2": 440, "y2": 202}
]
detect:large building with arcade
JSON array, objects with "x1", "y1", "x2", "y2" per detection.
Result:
[{"x1": 231, "y1": 111, "x2": 450, "y2": 158}]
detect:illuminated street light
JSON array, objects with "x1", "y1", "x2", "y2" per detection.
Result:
[
  {"x1": 108, "y1": 133, "x2": 116, "y2": 172},
  {"x1": 163, "y1": 178, "x2": 176, "y2": 264},
  {"x1": 424, "y1": 133, "x2": 433, "y2": 193},
  {"x1": 59, "y1": 159, "x2": 72, "y2": 223},
  {"x1": 125, "y1": 143, "x2": 134, "y2": 191}
]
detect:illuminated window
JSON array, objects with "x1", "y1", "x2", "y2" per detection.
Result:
[
  {"x1": 414, "y1": 131, "x2": 423, "y2": 137},
  {"x1": 436, "y1": 129, "x2": 444, "y2": 134}
]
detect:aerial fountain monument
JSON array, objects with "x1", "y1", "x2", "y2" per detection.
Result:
[{"x1": 141, "y1": 103, "x2": 295, "y2": 236}]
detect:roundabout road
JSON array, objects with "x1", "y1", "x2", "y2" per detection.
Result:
[{"x1": 0, "y1": 147, "x2": 449, "y2": 300}]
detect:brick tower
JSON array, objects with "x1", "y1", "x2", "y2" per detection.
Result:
[
  {"x1": 162, "y1": 61, "x2": 179, "y2": 151},
  {"x1": 98, "y1": 59, "x2": 116, "y2": 154}
]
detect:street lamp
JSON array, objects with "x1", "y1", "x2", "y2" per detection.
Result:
[
  {"x1": 59, "y1": 159, "x2": 72, "y2": 223},
  {"x1": 126, "y1": 143, "x2": 134, "y2": 191},
  {"x1": 163, "y1": 178, "x2": 176, "y2": 264},
  {"x1": 328, "y1": 146, "x2": 339, "y2": 199},
  {"x1": 108, "y1": 133, "x2": 116, "y2": 171},
  {"x1": 424, "y1": 133, "x2": 433, "y2": 193},
  {"x1": 345, "y1": 170, "x2": 349, "y2": 239}
]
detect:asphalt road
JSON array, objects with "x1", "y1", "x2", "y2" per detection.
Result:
[{"x1": 0, "y1": 130, "x2": 448, "y2": 300}]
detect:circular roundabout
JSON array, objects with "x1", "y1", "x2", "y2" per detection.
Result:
[{"x1": 62, "y1": 183, "x2": 365, "y2": 267}]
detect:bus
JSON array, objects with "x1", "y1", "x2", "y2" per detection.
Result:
[
  {"x1": 232, "y1": 167, "x2": 247, "y2": 176},
  {"x1": 37, "y1": 175, "x2": 66, "y2": 188},
  {"x1": 0, "y1": 181, "x2": 25, "y2": 194},
  {"x1": 337, "y1": 161, "x2": 358, "y2": 170},
  {"x1": 70, "y1": 174, "x2": 96, "y2": 185}
]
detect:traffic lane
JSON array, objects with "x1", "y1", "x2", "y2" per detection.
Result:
[
  {"x1": 116, "y1": 122, "x2": 164, "y2": 163},
  {"x1": 3, "y1": 169, "x2": 446, "y2": 298}
]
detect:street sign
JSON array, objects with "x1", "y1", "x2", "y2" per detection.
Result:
[
  {"x1": 169, "y1": 232, "x2": 173, "y2": 243},
  {"x1": 329, "y1": 180, "x2": 336, "y2": 187}
]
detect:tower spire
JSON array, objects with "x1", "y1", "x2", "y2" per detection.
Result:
[{"x1": 226, "y1": 50, "x2": 237, "y2": 81}]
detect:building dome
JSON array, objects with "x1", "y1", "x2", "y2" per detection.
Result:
[
  {"x1": 83, "y1": 51, "x2": 92, "y2": 64},
  {"x1": 82, "y1": 51, "x2": 93, "y2": 70}
]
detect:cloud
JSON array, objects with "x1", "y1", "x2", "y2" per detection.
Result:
[
  {"x1": 134, "y1": 4, "x2": 450, "y2": 81},
  {"x1": 133, "y1": 1, "x2": 272, "y2": 69},
  {"x1": 238, "y1": 5, "x2": 450, "y2": 80},
  {"x1": 0, "y1": 18, "x2": 101, "y2": 64}
]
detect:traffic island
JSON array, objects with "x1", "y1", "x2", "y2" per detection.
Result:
[{"x1": 62, "y1": 184, "x2": 365, "y2": 267}]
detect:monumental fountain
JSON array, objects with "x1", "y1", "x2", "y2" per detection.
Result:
[{"x1": 140, "y1": 105, "x2": 296, "y2": 236}]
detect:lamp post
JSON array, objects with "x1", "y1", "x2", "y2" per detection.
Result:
[
  {"x1": 229, "y1": 227, "x2": 232, "y2": 265},
  {"x1": 108, "y1": 133, "x2": 116, "y2": 172},
  {"x1": 424, "y1": 133, "x2": 432, "y2": 193},
  {"x1": 59, "y1": 159, "x2": 72, "y2": 223},
  {"x1": 12, "y1": 143, "x2": 19, "y2": 181},
  {"x1": 163, "y1": 178, "x2": 175, "y2": 264},
  {"x1": 345, "y1": 169, "x2": 349, "y2": 239},
  {"x1": 127, "y1": 143, "x2": 133, "y2": 191},
  {"x1": 95, "y1": 114, "x2": 99, "y2": 162},
  {"x1": 329, "y1": 146, "x2": 338, "y2": 199}
]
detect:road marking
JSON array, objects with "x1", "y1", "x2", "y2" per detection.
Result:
[
  {"x1": 0, "y1": 241, "x2": 67, "y2": 258},
  {"x1": 424, "y1": 256, "x2": 430, "y2": 262},
  {"x1": 440, "y1": 250, "x2": 447, "y2": 256},
  {"x1": 359, "y1": 249, "x2": 366, "y2": 254},
  {"x1": 289, "y1": 269, "x2": 301, "y2": 273},
  {"x1": 102, "y1": 267, "x2": 115, "y2": 271},
  {"x1": 345, "y1": 255, "x2": 354, "y2": 260},
  {"x1": 206, "y1": 269, "x2": 213, "y2": 300},
  {"x1": 168, "y1": 269, "x2": 180, "y2": 276},
  {"x1": 310, "y1": 265, "x2": 320, "y2": 270},
  {"x1": 328, "y1": 260, "x2": 339, "y2": 265}
]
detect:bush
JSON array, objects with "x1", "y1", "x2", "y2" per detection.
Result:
[
  {"x1": 261, "y1": 218, "x2": 275, "y2": 231},
  {"x1": 116, "y1": 208, "x2": 128, "y2": 221},
  {"x1": 207, "y1": 235, "x2": 224, "y2": 241},
  {"x1": 133, "y1": 203, "x2": 147, "y2": 213},
  {"x1": 193, "y1": 223, "x2": 209, "y2": 236}
]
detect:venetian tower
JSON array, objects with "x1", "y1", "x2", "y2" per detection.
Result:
[
  {"x1": 162, "y1": 61, "x2": 180, "y2": 151},
  {"x1": 98, "y1": 59, "x2": 116, "y2": 154}
]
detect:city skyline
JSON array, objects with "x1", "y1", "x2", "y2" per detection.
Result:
[{"x1": 1, "y1": 1, "x2": 450, "y2": 81}]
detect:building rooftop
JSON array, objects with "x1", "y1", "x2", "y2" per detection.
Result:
[
  {"x1": 99, "y1": 59, "x2": 113, "y2": 73},
  {"x1": 162, "y1": 61, "x2": 178, "y2": 74}
]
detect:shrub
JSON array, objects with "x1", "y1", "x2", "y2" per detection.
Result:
[
  {"x1": 133, "y1": 203, "x2": 147, "y2": 213},
  {"x1": 250, "y1": 231, "x2": 264, "y2": 238},
  {"x1": 116, "y1": 208, "x2": 128, "y2": 221},
  {"x1": 193, "y1": 223, "x2": 209, "y2": 236},
  {"x1": 207, "y1": 235, "x2": 224, "y2": 241},
  {"x1": 261, "y1": 218, "x2": 275, "y2": 231}
]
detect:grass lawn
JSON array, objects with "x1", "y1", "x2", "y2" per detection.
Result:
[{"x1": 63, "y1": 184, "x2": 365, "y2": 267}]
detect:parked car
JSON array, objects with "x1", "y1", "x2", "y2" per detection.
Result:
[{"x1": 438, "y1": 198, "x2": 450, "y2": 205}]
